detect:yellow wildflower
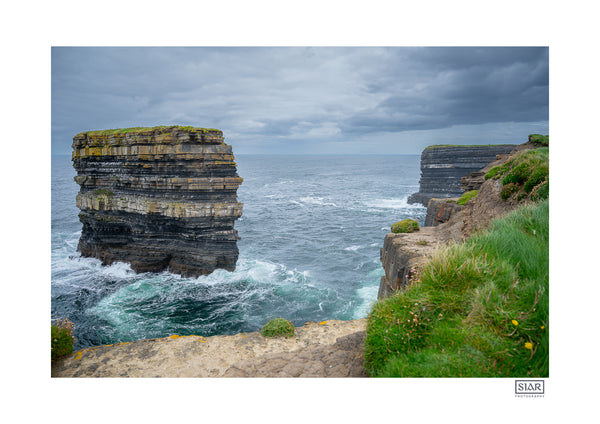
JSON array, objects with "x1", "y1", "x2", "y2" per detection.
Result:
[
  {"x1": 541, "y1": 326, "x2": 545, "y2": 330},
  {"x1": 512, "y1": 320, "x2": 519, "y2": 326},
  {"x1": 525, "y1": 342, "x2": 533, "y2": 350}
]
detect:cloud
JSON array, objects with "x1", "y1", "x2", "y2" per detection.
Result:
[{"x1": 51, "y1": 47, "x2": 548, "y2": 154}]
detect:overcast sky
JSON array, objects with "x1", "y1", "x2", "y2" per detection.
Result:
[{"x1": 51, "y1": 46, "x2": 548, "y2": 155}]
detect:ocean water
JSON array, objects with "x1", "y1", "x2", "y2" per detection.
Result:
[{"x1": 51, "y1": 154, "x2": 425, "y2": 349}]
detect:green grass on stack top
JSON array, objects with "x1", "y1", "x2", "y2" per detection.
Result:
[{"x1": 364, "y1": 200, "x2": 549, "y2": 377}]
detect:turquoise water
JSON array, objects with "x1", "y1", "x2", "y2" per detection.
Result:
[{"x1": 51, "y1": 154, "x2": 425, "y2": 349}]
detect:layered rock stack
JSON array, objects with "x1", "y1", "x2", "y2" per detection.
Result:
[
  {"x1": 407, "y1": 144, "x2": 516, "y2": 206},
  {"x1": 72, "y1": 126, "x2": 243, "y2": 277}
]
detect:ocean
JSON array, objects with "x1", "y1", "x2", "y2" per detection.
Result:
[{"x1": 51, "y1": 154, "x2": 426, "y2": 349}]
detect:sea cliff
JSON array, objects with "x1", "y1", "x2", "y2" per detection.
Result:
[
  {"x1": 407, "y1": 144, "x2": 516, "y2": 206},
  {"x1": 72, "y1": 126, "x2": 243, "y2": 277}
]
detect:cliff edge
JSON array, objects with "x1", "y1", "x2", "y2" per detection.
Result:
[{"x1": 51, "y1": 319, "x2": 367, "y2": 378}]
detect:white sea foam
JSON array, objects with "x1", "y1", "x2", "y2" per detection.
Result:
[
  {"x1": 299, "y1": 196, "x2": 338, "y2": 207},
  {"x1": 362, "y1": 197, "x2": 424, "y2": 210},
  {"x1": 352, "y1": 284, "x2": 380, "y2": 319},
  {"x1": 344, "y1": 245, "x2": 363, "y2": 251}
]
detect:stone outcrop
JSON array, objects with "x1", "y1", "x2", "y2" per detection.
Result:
[
  {"x1": 378, "y1": 227, "x2": 441, "y2": 298},
  {"x1": 72, "y1": 126, "x2": 243, "y2": 277},
  {"x1": 407, "y1": 144, "x2": 517, "y2": 206},
  {"x1": 51, "y1": 319, "x2": 367, "y2": 378}
]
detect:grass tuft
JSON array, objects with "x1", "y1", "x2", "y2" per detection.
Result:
[
  {"x1": 260, "y1": 318, "x2": 295, "y2": 338},
  {"x1": 391, "y1": 219, "x2": 420, "y2": 234},
  {"x1": 457, "y1": 190, "x2": 478, "y2": 205}
]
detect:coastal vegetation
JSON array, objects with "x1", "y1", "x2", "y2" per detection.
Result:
[
  {"x1": 261, "y1": 318, "x2": 296, "y2": 338},
  {"x1": 75, "y1": 126, "x2": 221, "y2": 138},
  {"x1": 364, "y1": 199, "x2": 549, "y2": 377},
  {"x1": 51, "y1": 317, "x2": 75, "y2": 360},
  {"x1": 486, "y1": 146, "x2": 549, "y2": 202},
  {"x1": 457, "y1": 190, "x2": 478, "y2": 205},
  {"x1": 391, "y1": 218, "x2": 420, "y2": 234}
]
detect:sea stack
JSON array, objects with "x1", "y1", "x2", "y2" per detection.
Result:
[
  {"x1": 71, "y1": 126, "x2": 243, "y2": 277},
  {"x1": 407, "y1": 144, "x2": 516, "y2": 206}
]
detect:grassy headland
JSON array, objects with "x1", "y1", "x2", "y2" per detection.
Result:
[
  {"x1": 365, "y1": 200, "x2": 549, "y2": 377},
  {"x1": 366, "y1": 138, "x2": 549, "y2": 377}
]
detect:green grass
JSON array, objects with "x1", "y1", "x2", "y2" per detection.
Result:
[
  {"x1": 365, "y1": 200, "x2": 549, "y2": 377},
  {"x1": 485, "y1": 165, "x2": 501, "y2": 180},
  {"x1": 260, "y1": 318, "x2": 295, "y2": 338},
  {"x1": 75, "y1": 125, "x2": 221, "y2": 138},
  {"x1": 391, "y1": 219, "x2": 420, "y2": 234},
  {"x1": 457, "y1": 190, "x2": 478, "y2": 205}
]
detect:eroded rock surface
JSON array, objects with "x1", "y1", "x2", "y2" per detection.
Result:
[{"x1": 51, "y1": 319, "x2": 367, "y2": 378}]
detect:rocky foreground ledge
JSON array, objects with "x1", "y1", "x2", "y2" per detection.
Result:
[{"x1": 51, "y1": 319, "x2": 367, "y2": 378}]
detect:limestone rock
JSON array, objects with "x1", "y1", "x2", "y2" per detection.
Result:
[
  {"x1": 407, "y1": 144, "x2": 517, "y2": 206},
  {"x1": 72, "y1": 126, "x2": 243, "y2": 277},
  {"x1": 424, "y1": 198, "x2": 462, "y2": 227},
  {"x1": 378, "y1": 228, "x2": 440, "y2": 299}
]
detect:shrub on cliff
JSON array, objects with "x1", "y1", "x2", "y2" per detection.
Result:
[
  {"x1": 261, "y1": 318, "x2": 295, "y2": 338},
  {"x1": 530, "y1": 181, "x2": 549, "y2": 202},
  {"x1": 529, "y1": 134, "x2": 549, "y2": 146},
  {"x1": 391, "y1": 219, "x2": 420, "y2": 234},
  {"x1": 492, "y1": 146, "x2": 549, "y2": 202},
  {"x1": 51, "y1": 317, "x2": 75, "y2": 360},
  {"x1": 523, "y1": 164, "x2": 549, "y2": 193},
  {"x1": 365, "y1": 200, "x2": 549, "y2": 377},
  {"x1": 500, "y1": 183, "x2": 520, "y2": 200}
]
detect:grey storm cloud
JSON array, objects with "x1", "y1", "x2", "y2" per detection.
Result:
[{"x1": 52, "y1": 46, "x2": 548, "y2": 154}]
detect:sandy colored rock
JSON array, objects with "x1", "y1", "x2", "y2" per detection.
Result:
[{"x1": 51, "y1": 319, "x2": 367, "y2": 378}]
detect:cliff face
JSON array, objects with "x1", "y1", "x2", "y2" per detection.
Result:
[
  {"x1": 424, "y1": 198, "x2": 463, "y2": 227},
  {"x1": 407, "y1": 144, "x2": 517, "y2": 206},
  {"x1": 72, "y1": 126, "x2": 243, "y2": 277}
]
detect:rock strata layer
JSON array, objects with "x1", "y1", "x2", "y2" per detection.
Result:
[
  {"x1": 407, "y1": 144, "x2": 516, "y2": 206},
  {"x1": 72, "y1": 126, "x2": 243, "y2": 277}
]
